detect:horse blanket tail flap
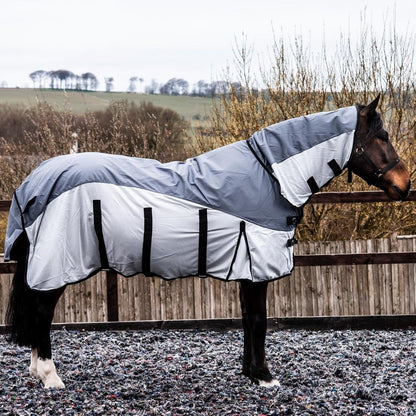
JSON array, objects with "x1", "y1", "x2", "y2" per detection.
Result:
[{"x1": 4, "y1": 106, "x2": 357, "y2": 291}]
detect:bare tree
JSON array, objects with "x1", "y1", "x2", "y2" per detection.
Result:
[
  {"x1": 47, "y1": 71, "x2": 58, "y2": 89},
  {"x1": 145, "y1": 79, "x2": 159, "y2": 94},
  {"x1": 128, "y1": 76, "x2": 138, "y2": 93},
  {"x1": 160, "y1": 78, "x2": 189, "y2": 95},
  {"x1": 81, "y1": 73, "x2": 98, "y2": 91},
  {"x1": 29, "y1": 70, "x2": 47, "y2": 88},
  {"x1": 105, "y1": 77, "x2": 114, "y2": 92},
  {"x1": 55, "y1": 70, "x2": 75, "y2": 89},
  {"x1": 193, "y1": 80, "x2": 211, "y2": 97}
]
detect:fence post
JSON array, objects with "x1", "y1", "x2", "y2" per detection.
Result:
[{"x1": 106, "y1": 270, "x2": 119, "y2": 322}]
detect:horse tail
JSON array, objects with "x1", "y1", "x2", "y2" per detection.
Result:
[{"x1": 6, "y1": 233, "x2": 36, "y2": 347}]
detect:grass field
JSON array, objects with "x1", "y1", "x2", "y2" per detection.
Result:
[{"x1": 0, "y1": 88, "x2": 214, "y2": 121}]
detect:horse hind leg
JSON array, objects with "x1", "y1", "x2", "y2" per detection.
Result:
[
  {"x1": 6, "y1": 247, "x2": 65, "y2": 388},
  {"x1": 29, "y1": 347, "x2": 38, "y2": 377},
  {"x1": 23, "y1": 289, "x2": 65, "y2": 388},
  {"x1": 32, "y1": 289, "x2": 66, "y2": 388}
]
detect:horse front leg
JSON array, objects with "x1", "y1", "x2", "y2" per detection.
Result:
[{"x1": 239, "y1": 281, "x2": 280, "y2": 387}]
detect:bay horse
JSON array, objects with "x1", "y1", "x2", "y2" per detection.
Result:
[{"x1": 5, "y1": 95, "x2": 410, "y2": 388}]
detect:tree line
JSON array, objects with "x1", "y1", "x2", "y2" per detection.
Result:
[
  {"x1": 29, "y1": 70, "x2": 99, "y2": 91},
  {"x1": 28, "y1": 69, "x2": 236, "y2": 97}
]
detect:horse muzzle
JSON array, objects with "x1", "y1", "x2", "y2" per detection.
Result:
[{"x1": 382, "y1": 163, "x2": 411, "y2": 201}]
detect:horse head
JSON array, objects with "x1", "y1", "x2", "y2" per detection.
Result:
[{"x1": 348, "y1": 94, "x2": 411, "y2": 200}]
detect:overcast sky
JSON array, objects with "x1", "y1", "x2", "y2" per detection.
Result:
[{"x1": 1, "y1": 0, "x2": 415, "y2": 91}]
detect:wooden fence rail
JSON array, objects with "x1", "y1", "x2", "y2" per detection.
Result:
[{"x1": 1, "y1": 190, "x2": 416, "y2": 325}]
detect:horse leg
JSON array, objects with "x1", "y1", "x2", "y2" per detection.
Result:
[
  {"x1": 33, "y1": 289, "x2": 66, "y2": 388},
  {"x1": 6, "y1": 251, "x2": 65, "y2": 388},
  {"x1": 239, "y1": 281, "x2": 280, "y2": 387},
  {"x1": 29, "y1": 347, "x2": 38, "y2": 377}
]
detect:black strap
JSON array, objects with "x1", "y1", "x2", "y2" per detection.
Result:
[
  {"x1": 307, "y1": 176, "x2": 320, "y2": 194},
  {"x1": 348, "y1": 165, "x2": 353, "y2": 183},
  {"x1": 93, "y1": 200, "x2": 109, "y2": 270},
  {"x1": 23, "y1": 196, "x2": 37, "y2": 213},
  {"x1": 246, "y1": 139, "x2": 278, "y2": 182},
  {"x1": 287, "y1": 237, "x2": 298, "y2": 247},
  {"x1": 328, "y1": 159, "x2": 342, "y2": 176},
  {"x1": 226, "y1": 221, "x2": 252, "y2": 280},
  {"x1": 198, "y1": 209, "x2": 208, "y2": 277},
  {"x1": 379, "y1": 157, "x2": 401, "y2": 176},
  {"x1": 241, "y1": 222, "x2": 252, "y2": 273},
  {"x1": 142, "y1": 207, "x2": 153, "y2": 276}
]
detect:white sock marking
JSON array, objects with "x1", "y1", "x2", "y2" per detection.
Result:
[
  {"x1": 37, "y1": 358, "x2": 65, "y2": 389},
  {"x1": 29, "y1": 348, "x2": 38, "y2": 378},
  {"x1": 258, "y1": 378, "x2": 281, "y2": 388}
]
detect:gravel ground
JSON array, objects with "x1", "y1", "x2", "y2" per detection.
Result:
[{"x1": 1, "y1": 328, "x2": 415, "y2": 415}]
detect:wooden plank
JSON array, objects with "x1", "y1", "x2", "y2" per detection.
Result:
[
  {"x1": 324, "y1": 242, "x2": 335, "y2": 316},
  {"x1": 230, "y1": 282, "x2": 239, "y2": 318},
  {"x1": 3, "y1": 314, "x2": 416, "y2": 333},
  {"x1": 366, "y1": 239, "x2": 376, "y2": 315},
  {"x1": 106, "y1": 270, "x2": 119, "y2": 322},
  {"x1": 0, "y1": 190, "x2": 415, "y2": 212},
  {"x1": 149, "y1": 277, "x2": 157, "y2": 321},
  {"x1": 310, "y1": 244, "x2": 319, "y2": 316},
  {"x1": 0, "y1": 263, "x2": 16, "y2": 273},
  {"x1": 0, "y1": 274, "x2": 12, "y2": 324},
  {"x1": 341, "y1": 240, "x2": 352, "y2": 315},
  {"x1": 351, "y1": 242, "x2": 359, "y2": 315},
  {"x1": 309, "y1": 189, "x2": 416, "y2": 204},
  {"x1": 0, "y1": 200, "x2": 11, "y2": 211},
  {"x1": 357, "y1": 241, "x2": 369, "y2": 316},
  {"x1": 90, "y1": 274, "x2": 97, "y2": 322},
  {"x1": 294, "y1": 252, "x2": 416, "y2": 266},
  {"x1": 330, "y1": 241, "x2": 341, "y2": 316},
  {"x1": 412, "y1": 238, "x2": 416, "y2": 314},
  {"x1": 193, "y1": 276, "x2": 202, "y2": 319},
  {"x1": 391, "y1": 234, "x2": 400, "y2": 314},
  {"x1": 381, "y1": 238, "x2": 391, "y2": 314}
]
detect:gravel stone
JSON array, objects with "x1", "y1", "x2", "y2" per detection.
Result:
[{"x1": 1, "y1": 329, "x2": 415, "y2": 415}]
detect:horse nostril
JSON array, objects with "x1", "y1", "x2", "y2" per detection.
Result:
[{"x1": 394, "y1": 182, "x2": 410, "y2": 200}]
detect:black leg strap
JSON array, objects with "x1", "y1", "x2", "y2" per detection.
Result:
[
  {"x1": 142, "y1": 207, "x2": 153, "y2": 276},
  {"x1": 226, "y1": 221, "x2": 252, "y2": 280},
  {"x1": 198, "y1": 209, "x2": 208, "y2": 277},
  {"x1": 307, "y1": 176, "x2": 320, "y2": 194},
  {"x1": 93, "y1": 200, "x2": 109, "y2": 270},
  {"x1": 328, "y1": 159, "x2": 342, "y2": 176}
]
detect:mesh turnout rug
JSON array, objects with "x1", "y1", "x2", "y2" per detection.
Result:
[{"x1": 5, "y1": 106, "x2": 357, "y2": 290}]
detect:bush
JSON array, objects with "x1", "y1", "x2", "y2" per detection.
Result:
[{"x1": 0, "y1": 101, "x2": 189, "y2": 199}]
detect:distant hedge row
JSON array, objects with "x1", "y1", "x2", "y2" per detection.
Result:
[{"x1": 0, "y1": 101, "x2": 190, "y2": 199}]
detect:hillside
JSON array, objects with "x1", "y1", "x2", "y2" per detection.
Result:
[{"x1": 0, "y1": 88, "x2": 213, "y2": 122}]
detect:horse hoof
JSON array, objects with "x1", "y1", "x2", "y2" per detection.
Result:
[
  {"x1": 29, "y1": 365, "x2": 38, "y2": 378},
  {"x1": 44, "y1": 376, "x2": 65, "y2": 389},
  {"x1": 37, "y1": 358, "x2": 65, "y2": 389},
  {"x1": 258, "y1": 378, "x2": 281, "y2": 388}
]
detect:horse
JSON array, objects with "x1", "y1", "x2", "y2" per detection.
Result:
[{"x1": 5, "y1": 95, "x2": 410, "y2": 389}]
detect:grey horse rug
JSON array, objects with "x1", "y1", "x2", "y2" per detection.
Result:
[{"x1": 5, "y1": 106, "x2": 357, "y2": 291}]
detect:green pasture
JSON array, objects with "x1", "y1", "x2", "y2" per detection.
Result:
[{"x1": 0, "y1": 88, "x2": 213, "y2": 122}]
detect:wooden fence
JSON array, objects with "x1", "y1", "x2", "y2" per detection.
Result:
[{"x1": 1, "y1": 191, "x2": 416, "y2": 325}]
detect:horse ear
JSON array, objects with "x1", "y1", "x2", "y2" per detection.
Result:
[{"x1": 360, "y1": 94, "x2": 380, "y2": 117}]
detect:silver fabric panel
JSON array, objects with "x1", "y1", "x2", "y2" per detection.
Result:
[
  {"x1": 23, "y1": 183, "x2": 295, "y2": 290},
  {"x1": 249, "y1": 106, "x2": 357, "y2": 164}
]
